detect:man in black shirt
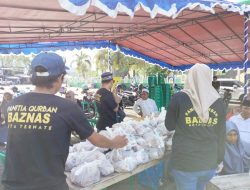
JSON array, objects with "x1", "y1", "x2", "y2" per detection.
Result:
[
  {"x1": 212, "y1": 76, "x2": 220, "y2": 92},
  {"x1": 95, "y1": 72, "x2": 121, "y2": 131},
  {"x1": 1, "y1": 53, "x2": 127, "y2": 190}
]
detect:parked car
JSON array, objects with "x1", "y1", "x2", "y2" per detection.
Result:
[{"x1": 218, "y1": 79, "x2": 244, "y2": 101}]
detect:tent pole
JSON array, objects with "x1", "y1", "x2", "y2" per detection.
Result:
[
  {"x1": 108, "y1": 47, "x2": 111, "y2": 72},
  {"x1": 244, "y1": 12, "x2": 249, "y2": 95}
]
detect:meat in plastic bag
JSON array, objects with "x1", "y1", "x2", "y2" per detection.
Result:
[
  {"x1": 135, "y1": 150, "x2": 150, "y2": 165},
  {"x1": 98, "y1": 158, "x2": 115, "y2": 176},
  {"x1": 113, "y1": 157, "x2": 138, "y2": 172},
  {"x1": 76, "y1": 150, "x2": 106, "y2": 164},
  {"x1": 70, "y1": 162, "x2": 100, "y2": 187},
  {"x1": 136, "y1": 137, "x2": 148, "y2": 148},
  {"x1": 106, "y1": 149, "x2": 135, "y2": 163},
  {"x1": 72, "y1": 141, "x2": 94, "y2": 152},
  {"x1": 155, "y1": 122, "x2": 168, "y2": 136},
  {"x1": 143, "y1": 133, "x2": 164, "y2": 148},
  {"x1": 148, "y1": 148, "x2": 165, "y2": 160},
  {"x1": 65, "y1": 152, "x2": 78, "y2": 171}
]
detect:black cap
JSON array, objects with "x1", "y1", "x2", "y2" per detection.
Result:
[
  {"x1": 242, "y1": 99, "x2": 250, "y2": 107},
  {"x1": 101, "y1": 72, "x2": 113, "y2": 82}
]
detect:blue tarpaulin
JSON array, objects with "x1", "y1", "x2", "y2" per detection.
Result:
[{"x1": 0, "y1": 40, "x2": 248, "y2": 71}]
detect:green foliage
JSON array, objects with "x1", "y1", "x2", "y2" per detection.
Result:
[
  {"x1": 145, "y1": 64, "x2": 169, "y2": 75},
  {"x1": 94, "y1": 49, "x2": 168, "y2": 80},
  {"x1": 95, "y1": 49, "x2": 109, "y2": 73},
  {"x1": 73, "y1": 51, "x2": 91, "y2": 78},
  {"x1": 0, "y1": 55, "x2": 31, "y2": 73}
]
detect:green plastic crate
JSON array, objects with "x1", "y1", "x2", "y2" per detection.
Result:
[
  {"x1": 162, "y1": 84, "x2": 172, "y2": 108},
  {"x1": 148, "y1": 75, "x2": 157, "y2": 87},
  {"x1": 0, "y1": 152, "x2": 5, "y2": 165},
  {"x1": 154, "y1": 86, "x2": 163, "y2": 109},
  {"x1": 158, "y1": 73, "x2": 165, "y2": 85}
]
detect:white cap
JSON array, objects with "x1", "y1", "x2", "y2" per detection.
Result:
[{"x1": 142, "y1": 88, "x2": 149, "y2": 94}]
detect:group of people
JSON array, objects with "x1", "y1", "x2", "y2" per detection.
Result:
[
  {"x1": 1, "y1": 52, "x2": 250, "y2": 190},
  {"x1": 225, "y1": 100, "x2": 250, "y2": 174}
]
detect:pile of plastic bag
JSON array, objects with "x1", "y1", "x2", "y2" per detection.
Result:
[
  {"x1": 66, "y1": 109, "x2": 174, "y2": 187},
  {"x1": 66, "y1": 143, "x2": 114, "y2": 187}
]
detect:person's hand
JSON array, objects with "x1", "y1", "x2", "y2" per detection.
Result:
[
  {"x1": 113, "y1": 93, "x2": 122, "y2": 104},
  {"x1": 112, "y1": 135, "x2": 128, "y2": 149},
  {"x1": 112, "y1": 87, "x2": 117, "y2": 94}
]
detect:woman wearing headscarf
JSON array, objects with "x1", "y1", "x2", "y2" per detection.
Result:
[
  {"x1": 165, "y1": 64, "x2": 226, "y2": 190},
  {"x1": 223, "y1": 121, "x2": 250, "y2": 174}
]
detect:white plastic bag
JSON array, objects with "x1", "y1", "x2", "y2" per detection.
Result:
[
  {"x1": 148, "y1": 148, "x2": 165, "y2": 160},
  {"x1": 72, "y1": 141, "x2": 94, "y2": 152},
  {"x1": 136, "y1": 137, "x2": 148, "y2": 148},
  {"x1": 106, "y1": 149, "x2": 123, "y2": 163},
  {"x1": 149, "y1": 118, "x2": 158, "y2": 128},
  {"x1": 135, "y1": 150, "x2": 150, "y2": 165},
  {"x1": 70, "y1": 162, "x2": 101, "y2": 187},
  {"x1": 76, "y1": 150, "x2": 106, "y2": 164},
  {"x1": 106, "y1": 149, "x2": 135, "y2": 163},
  {"x1": 157, "y1": 109, "x2": 167, "y2": 124},
  {"x1": 65, "y1": 152, "x2": 78, "y2": 171},
  {"x1": 123, "y1": 124, "x2": 137, "y2": 135},
  {"x1": 134, "y1": 124, "x2": 146, "y2": 136},
  {"x1": 113, "y1": 157, "x2": 138, "y2": 172},
  {"x1": 98, "y1": 158, "x2": 115, "y2": 176},
  {"x1": 69, "y1": 146, "x2": 74, "y2": 153},
  {"x1": 155, "y1": 122, "x2": 168, "y2": 136}
]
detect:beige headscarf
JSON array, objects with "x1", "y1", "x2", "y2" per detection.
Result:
[{"x1": 182, "y1": 64, "x2": 220, "y2": 123}]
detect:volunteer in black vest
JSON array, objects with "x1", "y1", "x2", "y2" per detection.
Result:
[
  {"x1": 165, "y1": 64, "x2": 226, "y2": 190},
  {"x1": 95, "y1": 72, "x2": 121, "y2": 131},
  {"x1": 1, "y1": 53, "x2": 127, "y2": 190}
]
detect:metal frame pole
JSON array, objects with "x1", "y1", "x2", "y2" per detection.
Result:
[
  {"x1": 108, "y1": 45, "x2": 111, "y2": 72},
  {"x1": 244, "y1": 12, "x2": 249, "y2": 95}
]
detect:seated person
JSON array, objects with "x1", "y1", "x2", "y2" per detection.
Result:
[
  {"x1": 133, "y1": 88, "x2": 158, "y2": 117},
  {"x1": 222, "y1": 121, "x2": 247, "y2": 175},
  {"x1": 230, "y1": 99, "x2": 250, "y2": 156}
]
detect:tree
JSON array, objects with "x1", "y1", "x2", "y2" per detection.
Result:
[
  {"x1": 94, "y1": 49, "x2": 170, "y2": 82},
  {"x1": 95, "y1": 49, "x2": 109, "y2": 73},
  {"x1": 0, "y1": 55, "x2": 31, "y2": 74},
  {"x1": 73, "y1": 51, "x2": 91, "y2": 78},
  {"x1": 95, "y1": 49, "x2": 130, "y2": 77}
]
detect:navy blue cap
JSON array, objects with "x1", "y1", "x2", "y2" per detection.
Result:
[
  {"x1": 31, "y1": 52, "x2": 68, "y2": 77},
  {"x1": 101, "y1": 72, "x2": 113, "y2": 82}
]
